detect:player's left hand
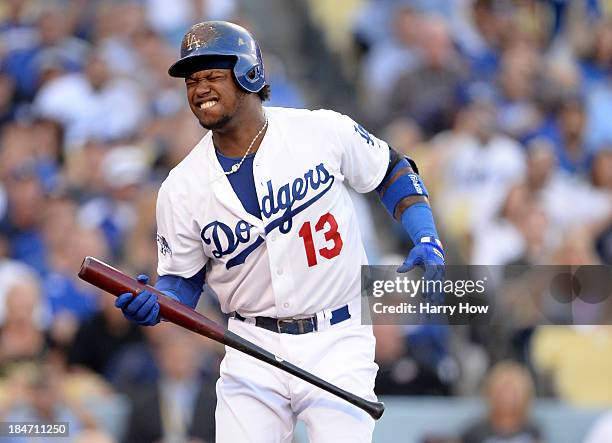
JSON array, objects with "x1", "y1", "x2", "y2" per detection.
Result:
[
  {"x1": 115, "y1": 274, "x2": 160, "y2": 326},
  {"x1": 397, "y1": 239, "x2": 445, "y2": 285}
]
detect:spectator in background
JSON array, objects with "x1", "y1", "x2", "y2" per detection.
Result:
[
  {"x1": 155, "y1": 108, "x2": 206, "y2": 170},
  {"x1": 44, "y1": 221, "x2": 111, "y2": 366},
  {"x1": 471, "y1": 183, "x2": 549, "y2": 265},
  {"x1": 0, "y1": 73, "x2": 17, "y2": 125},
  {"x1": 382, "y1": 117, "x2": 424, "y2": 159},
  {"x1": 0, "y1": 245, "x2": 36, "y2": 324},
  {"x1": 592, "y1": 146, "x2": 612, "y2": 192},
  {"x1": 585, "y1": 74, "x2": 612, "y2": 152},
  {"x1": 42, "y1": 197, "x2": 101, "y2": 321},
  {"x1": 0, "y1": 160, "x2": 47, "y2": 274},
  {"x1": 454, "y1": 0, "x2": 505, "y2": 85},
  {"x1": 431, "y1": 99, "x2": 526, "y2": 250},
  {"x1": 68, "y1": 287, "x2": 144, "y2": 380},
  {"x1": 123, "y1": 324, "x2": 216, "y2": 443},
  {"x1": 29, "y1": 117, "x2": 64, "y2": 186},
  {"x1": 122, "y1": 187, "x2": 159, "y2": 277},
  {"x1": 461, "y1": 361, "x2": 543, "y2": 443},
  {"x1": 0, "y1": 277, "x2": 49, "y2": 366},
  {"x1": 144, "y1": 0, "x2": 237, "y2": 45},
  {"x1": 78, "y1": 146, "x2": 149, "y2": 259},
  {"x1": 2, "y1": 365, "x2": 87, "y2": 442},
  {"x1": 495, "y1": 43, "x2": 543, "y2": 139},
  {"x1": 2, "y1": 5, "x2": 89, "y2": 101},
  {"x1": 539, "y1": 55, "x2": 582, "y2": 111},
  {"x1": 527, "y1": 93, "x2": 592, "y2": 175},
  {"x1": 260, "y1": 51, "x2": 305, "y2": 109},
  {"x1": 348, "y1": 189, "x2": 383, "y2": 264},
  {"x1": 92, "y1": 2, "x2": 149, "y2": 77},
  {"x1": 130, "y1": 28, "x2": 184, "y2": 118},
  {"x1": 526, "y1": 139, "x2": 611, "y2": 237},
  {"x1": 63, "y1": 138, "x2": 109, "y2": 200},
  {"x1": 106, "y1": 301, "x2": 222, "y2": 393},
  {"x1": 0, "y1": 0, "x2": 38, "y2": 57},
  {"x1": 373, "y1": 324, "x2": 455, "y2": 396},
  {"x1": 576, "y1": 17, "x2": 612, "y2": 91},
  {"x1": 0, "y1": 119, "x2": 62, "y2": 197},
  {"x1": 388, "y1": 15, "x2": 466, "y2": 137},
  {"x1": 144, "y1": 0, "x2": 206, "y2": 45},
  {"x1": 94, "y1": 0, "x2": 237, "y2": 79},
  {"x1": 360, "y1": 5, "x2": 421, "y2": 114},
  {"x1": 591, "y1": 149, "x2": 612, "y2": 263},
  {"x1": 352, "y1": 0, "x2": 400, "y2": 52},
  {"x1": 33, "y1": 51, "x2": 146, "y2": 149}
]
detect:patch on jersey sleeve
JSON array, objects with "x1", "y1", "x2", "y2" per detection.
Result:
[{"x1": 156, "y1": 234, "x2": 173, "y2": 257}]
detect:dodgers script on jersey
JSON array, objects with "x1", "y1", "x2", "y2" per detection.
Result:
[{"x1": 156, "y1": 107, "x2": 388, "y2": 317}]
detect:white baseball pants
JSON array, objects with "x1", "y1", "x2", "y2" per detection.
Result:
[{"x1": 215, "y1": 300, "x2": 378, "y2": 442}]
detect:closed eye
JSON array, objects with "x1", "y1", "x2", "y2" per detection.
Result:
[{"x1": 185, "y1": 71, "x2": 226, "y2": 85}]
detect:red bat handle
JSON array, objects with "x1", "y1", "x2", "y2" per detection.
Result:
[{"x1": 77, "y1": 256, "x2": 226, "y2": 343}]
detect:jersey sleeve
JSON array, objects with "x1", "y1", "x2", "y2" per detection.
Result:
[
  {"x1": 156, "y1": 180, "x2": 208, "y2": 278},
  {"x1": 333, "y1": 112, "x2": 389, "y2": 193}
]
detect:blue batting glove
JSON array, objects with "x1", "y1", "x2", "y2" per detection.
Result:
[
  {"x1": 398, "y1": 238, "x2": 445, "y2": 303},
  {"x1": 115, "y1": 274, "x2": 160, "y2": 326}
]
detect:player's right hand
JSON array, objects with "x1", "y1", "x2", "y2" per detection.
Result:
[{"x1": 114, "y1": 274, "x2": 160, "y2": 326}]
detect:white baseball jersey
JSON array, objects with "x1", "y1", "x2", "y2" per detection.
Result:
[{"x1": 156, "y1": 107, "x2": 389, "y2": 317}]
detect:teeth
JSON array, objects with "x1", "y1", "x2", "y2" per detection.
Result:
[{"x1": 200, "y1": 100, "x2": 217, "y2": 109}]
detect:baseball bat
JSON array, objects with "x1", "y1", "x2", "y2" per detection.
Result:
[{"x1": 78, "y1": 256, "x2": 385, "y2": 420}]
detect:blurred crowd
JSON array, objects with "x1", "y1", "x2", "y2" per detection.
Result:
[
  {"x1": 330, "y1": 0, "x2": 612, "y2": 441},
  {"x1": 0, "y1": 0, "x2": 610, "y2": 442},
  {"x1": 0, "y1": 1, "x2": 244, "y2": 441},
  {"x1": 348, "y1": 0, "x2": 612, "y2": 267}
]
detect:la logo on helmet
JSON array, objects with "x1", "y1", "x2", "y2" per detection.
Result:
[{"x1": 186, "y1": 33, "x2": 201, "y2": 51}]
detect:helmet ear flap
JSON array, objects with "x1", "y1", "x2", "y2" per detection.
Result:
[
  {"x1": 246, "y1": 65, "x2": 262, "y2": 83},
  {"x1": 232, "y1": 54, "x2": 265, "y2": 93}
]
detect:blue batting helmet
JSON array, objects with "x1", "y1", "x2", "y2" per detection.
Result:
[{"x1": 168, "y1": 21, "x2": 266, "y2": 94}]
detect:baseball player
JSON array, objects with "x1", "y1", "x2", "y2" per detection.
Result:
[{"x1": 115, "y1": 21, "x2": 444, "y2": 442}]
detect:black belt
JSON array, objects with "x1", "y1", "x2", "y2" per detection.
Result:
[{"x1": 233, "y1": 304, "x2": 351, "y2": 335}]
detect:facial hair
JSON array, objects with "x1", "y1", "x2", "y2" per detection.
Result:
[
  {"x1": 199, "y1": 113, "x2": 232, "y2": 131},
  {"x1": 196, "y1": 90, "x2": 247, "y2": 131}
]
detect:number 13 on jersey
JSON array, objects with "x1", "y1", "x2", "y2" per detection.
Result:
[{"x1": 298, "y1": 212, "x2": 343, "y2": 267}]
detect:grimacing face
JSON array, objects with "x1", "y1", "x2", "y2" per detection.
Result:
[{"x1": 185, "y1": 68, "x2": 246, "y2": 130}]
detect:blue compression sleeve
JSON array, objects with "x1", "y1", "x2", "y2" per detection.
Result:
[
  {"x1": 400, "y1": 202, "x2": 440, "y2": 244},
  {"x1": 155, "y1": 266, "x2": 206, "y2": 309}
]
